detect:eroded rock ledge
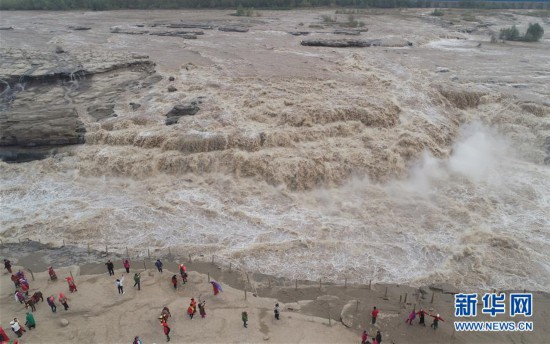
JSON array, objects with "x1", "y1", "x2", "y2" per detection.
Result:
[{"x1": 0, "y1": 49, "x2": 155, "y2": 162}]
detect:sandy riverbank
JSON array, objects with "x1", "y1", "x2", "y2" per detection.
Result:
[{"x1": 1, "y1": 244, "x2": 549, "y2": 343}]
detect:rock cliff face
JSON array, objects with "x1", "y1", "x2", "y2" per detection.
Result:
[
  {"x1": 0, "y1": 108, "x2": 85, "y2": 162},
  {"x1": 0, "y1": 49, "x2": 155, "y2": 162}
]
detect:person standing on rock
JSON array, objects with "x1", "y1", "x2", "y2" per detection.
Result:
[
  {"x1": 105, "y1": 260, "x2": 115, "y2": 276},
  {"x1": 187, "y1": 303, "x2": 195, "y2": 319},
  {"x1": 171, "y1": 275, "x2": 178, "y2": 290},
  {"x1": 406, "y1": 309, "x2": 415, "y2": 325},
  {"x1": 123, "y1": 259, "x2": 130, "y2": 274},
  {"x1": 361, "y1": 330, "x2": 368, "y2": 344},
  {"x1": 133, "y1": 273, "x2": 141, "y2": 291},
  {"x1": 47, "y1": 295, "x2": 57, "y2": 313},
  {"x1": 190, "y1": 298, "x2": 197, "y2": 314},
  {"x1": 116, "y1": 276, "x2": 125, "y2": 294},
  {"x1": 155, "y1": 259, "x2": 163, "y2": 273},
  {"x1": 115, "y1": 276, "x2": 124, "y2": 294},
  {"x1": 15, "y1": 290, "x2": 24, "y2": 304},
  {"x1": 20, "y1": 281, "x2": 29, "y2": 296},
  {"x1": 210, "y1": 281, "x2": 222, "y2": 295},
  {"x1": 416, "y1": 308, "x2": 426, "y2": 326},
  {"x1": 179, "y1": 264, "x2": 187, "y2": 284},
  {"x1": 59, "y1": 293, "x2": 69, "y2": 311},
  {"x1": 429, "y1": 313, "x2": 444, "y2": 330},
  {"x1": 161, "y1": 319, "x2": 170, "y2": 342},
  {"x1": 4, "y1": 259, "x2": 12, "y2": 274},
  {"x1": 242, "y1": 311, "x2": 248, "y2": 328},
  {"x1": 274, "y1": 303, "x2": 280, "y2": 320},
  {"x1": 376, "y1": 330, "x2": 382, "y2": 343},
  {"x1": 66, "y1": 276, "x2": 77, "y2": 292},
  {"x1": 161, "y1": 307, "x2": 171, "y2": 323},
  {"x1": 11, "y1": 274, "x2": 20, "y2": 289},
  {"x1": 371, "y1": 306, "x2": 379, "y2": 325},
  {"x1": 10, "y1": 318, "x2": 25, "y2": 338},
  {"x1": 198, "y1": 301, "x2": 206, "y2": 318},
  {"x1": 25, "y1": 312, "x2": 36, "y2": 330}
]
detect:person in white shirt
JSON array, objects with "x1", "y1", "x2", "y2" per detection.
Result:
[
  {"x1": 116, "y1": 276, "x2": 125, "y2": 294},
  {"x1": 10, "y1": 318, "x2": 25, "y2": 337}
]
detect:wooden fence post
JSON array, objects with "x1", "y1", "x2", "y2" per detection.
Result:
[
  {"x1": 295, "y1": 279, "x2": 298, "y2": 290},
  {"x1": 384, "y1": 286, "x2": 388, "y2": 298},
  {"x1": 188, "y1": 254, "x2": 192, "y2": 263},
  {"x1": 344, "y1": 277, "x2": 347, "y2": 288},
  {"x1": 369, "y1": 280, "x2": 372, "y2": 290},
  {"x1": 404, "y1": 293, "x2": 408, "y2": 304},
  {"x1": 207, "y1": 272, "x2": 210, "y2": 283},
  {"x1": 147, "y1": 248, "x2": 150, "y2": 259},
  {"x1": 328, "y1": 303, "x2": 332, "y2": 326},
  {"x1": 319, "y1": 278, "x2": 322, "y2": 290},
  {"x1": 268, "y1": 278, "x2": 271, "y2": 288},
  {"x1": 70, "y1": 271, "x2": 74, "y2": 282},
  {"x1": 105, "y1": 244, "x2": 108, "y2": 255},
  {"x1": 229, "y1": 262, "x2": 232, "y2": 272},
  {"x1": 168, "y1": 247, "x2": 171, "y2": 258},
  {"x1": 143, "y1": 260, "x2": 147, "y2": 270},
  {"x1": 355, "y1": 300, "x2": 360, "y2": 312},
  {"x1": 431, "y1": 291, "x2": 435, "y2": 304},
  {"x1": 245, "y1": 289, "x2": 247, "y2": 300},
  {"x1": 87, "y1": 243, "x2": 91, "y2": 255},
  {"x1": 211, "y1": 255, "x2": 214, "y2": 264},
  {"x1": 27, "y1": 268, "x2": 35, "y2": 281}
]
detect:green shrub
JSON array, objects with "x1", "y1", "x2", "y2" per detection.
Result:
[
  {"x1": 524, "y1": 22, "x2": 544, "y2": 42},
  {"x1": 499, "y1": 23, "x2": 544, "y2": 42},
  {"x1": 499, "y1": 25, "x2": 520, "y2": 40},
  {"x1": 431, "y1": 9, "x2": 444, "y2": 16}
]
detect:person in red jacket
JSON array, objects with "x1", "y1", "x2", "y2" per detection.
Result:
[
  {"x1": 371, "y1": 306, "x2": 379, "y2": 325},
  {"x1": 66, "y1": 276, "x2": 77, "y2": 292},
  {"x1": 361, "y1": 330, "x2": 368, "y2": 344},
  {"x1": 416, "y1": 308, "x2": 427, "y2": 326},
  {"x1": 20, "y1": 283, "x2": 29, "y2": 296},
  {"x1": 171, "y1": 275, "x2": 178, "y2": 290},
  {"x1": 161, "y1": 320, "x2": 170, "y2": 342},
  {"x1": 429, "y1": 313, "x2": 444, "y2": 330},
  {"x1": 123, "y1": 260, "x2": 130, "y2": 274},
  {"x1": 10, "y1": 274, "x2": 20, "y2": 288}
]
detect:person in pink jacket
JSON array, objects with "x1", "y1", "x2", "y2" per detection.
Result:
[{"x1": 123, "y1": 259, "x2": 130, "y2": 273}]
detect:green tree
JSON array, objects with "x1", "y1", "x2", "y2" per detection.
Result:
[{"x1": 524, "y1": 23, "x2": 544, "y2": 42}]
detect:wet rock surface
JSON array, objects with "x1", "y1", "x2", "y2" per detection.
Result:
[
  {"x1": 0, "y1": 48, "x2": 155, "y2": 162},
  {"x1": 332, "y1": 30, "x2": 362, "y2": 36},
  {"x1": 218, "y1": 26, "x2": 249, "y2": 33},
  {"x1": 301, "y1": 39, "x2": 381, "y2": 47},
  {"x1": 165, "y1": 100, "x2": 201, "y2": 125}
]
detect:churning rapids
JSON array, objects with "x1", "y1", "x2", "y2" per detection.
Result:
[{"x1": 1, "y1": 9, "x2": 549, "y2": 292}]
